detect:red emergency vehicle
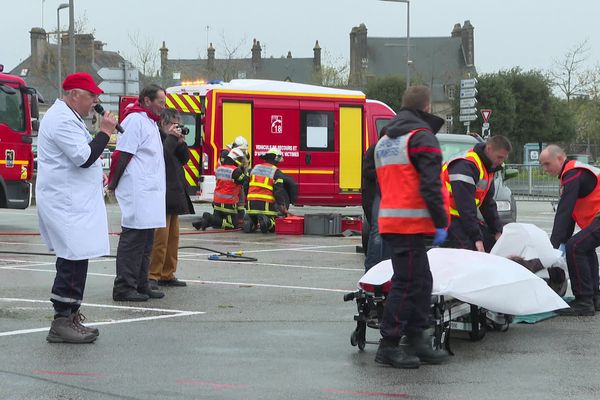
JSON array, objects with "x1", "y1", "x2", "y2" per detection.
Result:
[
  {"x1": 0, "y1": 64, "x2": 39, "y2": 208},
  {"x1": 202, "y1": 79, "x2": 396, "y2": 206}
]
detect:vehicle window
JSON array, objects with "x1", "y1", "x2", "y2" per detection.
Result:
[
  {"x1": 0, "y1": 88, "x2": 25, "y2": 132},
  {"x1": 375, "y1": 118, "x2": 392, "y2": 137},
  {"x1": 439, "y1": 142, "x2": 474, "y2": 162},
  {"x1": 300, "y1": 111, "x2": 334, "y2": 151},
  {"x1": 179, "y1": 113, "x2": 201, "y2": 147}
]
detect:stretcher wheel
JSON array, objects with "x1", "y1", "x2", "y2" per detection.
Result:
[
  {"x1": 492, "y1": 320, "x2": 510, "y2": 332},
  {"x1": 350, "y1": 324, "x2": 367, "y2": 350}
]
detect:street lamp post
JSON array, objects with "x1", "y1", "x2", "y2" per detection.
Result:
[
  {"x1": 57, "y1": 3, "x2": 69, "y2": 97},
  {"x1": 379, "y1": 0, "x2": 411, "y2": 87}
]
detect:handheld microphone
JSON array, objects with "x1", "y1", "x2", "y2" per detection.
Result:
[{"x1": 94, "y1": 104, "x2": 124, "y2": 133}]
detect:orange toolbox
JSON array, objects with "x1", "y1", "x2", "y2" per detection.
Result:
[{"x1": 275, "y1": 216, "x2": 305, "y2": 235}]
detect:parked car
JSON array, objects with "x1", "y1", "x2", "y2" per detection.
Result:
[{"x1": 567, "y1": 154, "x2": 595, "y2": 165}]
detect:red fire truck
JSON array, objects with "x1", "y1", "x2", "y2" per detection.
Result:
[
  {"x1": 119, "y1": 79, "x2": 396, "y2": 206},
  {"x1": 0, "y1": 64, "x2": 39, "y2": 209}
]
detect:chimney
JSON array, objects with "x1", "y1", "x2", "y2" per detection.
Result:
[
  {"x1": 287, "y1": 51, "x2": 292, "y2": 59},
  {"x1": 94, "y1": 40, "x2": 104, "y2": 52},
  {"x1": 451, "y1": 23, "x2": 462, "y2": 38},
  {"x1": 207, "y1": 42, "x2": 215, "y2": 71},
  {"x1": 461, "y1": 20, "x2": 475, "y2": 67},
  {"x1": 73, "y1": 33, "x2": 95, "y2": 64},
  {"x1": 251, "y1": 38, "x2": 262, "y2": 67},
  {"x1": 160, "y1": 41, "x2": 169, "y2": 80},
  {"x1": 30, "y1": 27, "x2": 47, "y2": 72},
  {"x1": 313, "y1": 40, "x2": 321, "y2": 71},
  {"x1": 349, "y1": 23, "x2": 368, "y2": 87}
]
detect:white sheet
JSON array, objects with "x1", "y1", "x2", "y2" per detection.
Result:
[{"x1": 359, "y1": 248, "x2": 568, "y2": 315}]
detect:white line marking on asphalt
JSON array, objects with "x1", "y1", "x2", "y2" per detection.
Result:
[
  {"x1": 0, "y1": 298, "x2": 205, "y2": 337},
  {"x1": 0, "y1": 267, "x2": 355, "y2": 292}
]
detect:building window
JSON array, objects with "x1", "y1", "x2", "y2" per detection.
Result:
[
  {"x1": 446, "y1": 85, "x2": 456, "y2": 100},
  {"x1": 445, "y1": 114, "x2": 453, "y2": 133},
  {"x1": 301, "y1": 111, "x2": 334, "y2": 151}
]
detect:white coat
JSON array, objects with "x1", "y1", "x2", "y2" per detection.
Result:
[
  {"x1": 115, "y1": 112, "x2": 166, "y2": 229},
  {"x1": 36, "y1": 99, "x2": 110, "y2": 260}
]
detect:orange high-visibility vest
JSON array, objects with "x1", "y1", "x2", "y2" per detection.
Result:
[
  {"x1": 441, "y1": 149, "x2": 492, "y2": 217},
  {"x1": 247, "y1": 163, "x2": 278, "y2": 203},
  {"x1": 375, "y1": 129, "x2": 449, "y2": 235},
  {"x1": 213, "y1": 165, "x2": 241, "y2": 205},
  {"x1": 561, "y1": 160, "x2": 600, "y2": 229}
]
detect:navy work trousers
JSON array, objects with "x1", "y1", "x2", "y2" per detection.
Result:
[
  {"x1": 50, "y1": 258, "x2": 88, "y2": 318},
  {"x1": 380, "y1": 234, "x2": 432, "y2": 339},
  {"x1": 565, "y1": 216, "x2": 600, "y2": 299}
]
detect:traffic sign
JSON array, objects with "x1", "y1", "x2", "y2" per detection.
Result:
[
  {"x1": 98, "y1": 81, "x2": 140, "y2": 95},
  {"x1": 460, "y1": 98, "x2": 477, "y2": 108},
  {"x1": 459, "y1": 114, "x2": 478, "y2": 122},
  {"x1": 460, "y1": 78, "x2": 478, "y2": 89},
  {"x1": 481, "y1": 109, "x2": 492, "y2": 123},
  {"x1": 460, "y1": 107, "x2": 477, "y2": 115},
  {"x1": 460, "y1": 88, "x2": 478, "y2": 98},
  {"x1": 98, "y1": 67, "x2": 139, "y2": 82}
]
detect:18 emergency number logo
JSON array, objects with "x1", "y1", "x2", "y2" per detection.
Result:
[{"x1": 271, "y1": 115, "x2": 283, "y2": 134}]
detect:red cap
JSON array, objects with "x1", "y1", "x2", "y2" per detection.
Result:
[{"x1": 62, "y1": 72, "x2": 103, "y2": 94}]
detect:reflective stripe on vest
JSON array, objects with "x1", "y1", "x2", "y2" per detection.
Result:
[
  {"x1": 248, "y1": 163, "x2": 277, "y2": 203},
  {"x1": 214, "y1": 165, "x2": 241, "y2": 204},
  {"x1": 561, "y1": 160, "x2": 600, "y2": 229},
  {"x1": 442, "y1": 150, "x2": 491, "y2": 217},
  {"x1": 375, "y1": 129, "x2": 448, "y2": 234}
]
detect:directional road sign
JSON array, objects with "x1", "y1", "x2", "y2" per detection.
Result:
[
  {"x1": 460, "y1": 107, "x2": 477, "y2": 115},
  {"x1": 98, "y1": 81, "x2": 140, "y2": 94},
  {"x1": 460, "y1": 78, "x2": 478, "y2": 89},
  {"x1": 460, "y1": 88, "x2": 478, "y2": 98},
  {"x1": 460, "y1": 98, "x2": 477, "y2": 108},
  {"x1": 98, "y1": 67, "x2": 139, "y2": 82},
  {"x1": 459, "y1": 114, "x2": 478, "y2": 122}
]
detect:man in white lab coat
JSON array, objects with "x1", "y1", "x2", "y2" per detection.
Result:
[
  {"x1": 108, "y1": 84, "x2": 168, "y2": 301},
  {"x1": 37, "y1": 72, "x2": 118, "y2": 343}
]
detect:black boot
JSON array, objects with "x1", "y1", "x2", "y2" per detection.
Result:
[
  {"x1": 556, "y1": 297, "x2": 595, "y2": 316},
  {"x1": 595, "y1": 295, "x2": 600, "y2": 312},
  {"x1": 404, "y1": 331, "x2": 449, "y2": 364},
  {"x1": 374, "y1": 338, "x2": 420, "y2": 369}
]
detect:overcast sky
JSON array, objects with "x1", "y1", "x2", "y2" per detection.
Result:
[{"x1": 2, "y1": 0, "x2": 598, "y2": 76}]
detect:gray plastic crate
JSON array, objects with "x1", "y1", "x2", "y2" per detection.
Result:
[{"x1": 303, "y1": 213, "x2": 342, "y2": 236}]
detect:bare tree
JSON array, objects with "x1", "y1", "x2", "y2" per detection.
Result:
[
  {"x1": 128, "y1": 31, "x2": 159, "y2": 82},
  {"x1": 215, "y1": 31, "x2": 249, "y2": 82},
  {"x1": 319, "y1": 51, "x2": 349, "y2": 87},
  {"x1": 548, "y1": 40, "x2": 590, "y2": 102}
]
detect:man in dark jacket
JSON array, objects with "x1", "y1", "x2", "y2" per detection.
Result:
[
  {"x1": 148, "y1": 108, "x2": 194, "y2": 289},
  {"x1": 374, "y1": 85, "x2": 449, "y2": 369},
  {"x1": 443, "y1": 135, "x2": 511, "y2": 252}
]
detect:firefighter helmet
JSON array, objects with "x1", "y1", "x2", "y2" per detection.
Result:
[
  {"x1": 228, "y1": 147, "x2": 247, "y2": 166},
  {"x1": 229, "y1": 136, "x2": 248, "y2": 151},
  {"x1": 265, "y1": 147, "x2": 283, "y2": 163}
]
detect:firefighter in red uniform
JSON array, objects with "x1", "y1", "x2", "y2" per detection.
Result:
[
  {"x1": 243, "y1": 148, "x2": 292, "y2": 233},
  {"x1": 374, "y1": 86, "x2": 449, "y2": 369},
  {"x1": 193, "y1": 148, "x2": 248, "y2": 230},
  {"x1": 540, "y1": 144, "x2": 600, "y2": 316},
  {"x1": 442, "y1": 135, "x2": 511, "y2": 252}
]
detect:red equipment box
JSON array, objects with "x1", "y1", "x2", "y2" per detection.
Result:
[
  {"x1": 341, "y1": 216, "x2": 363, "y2": 232},
  {"x1": 275, "y1": 216, "x2": 305, "y2": 235}
]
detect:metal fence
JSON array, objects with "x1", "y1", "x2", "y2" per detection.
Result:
[{"x1": 504, "y1": 164, "x2": 559, "y2": 201}]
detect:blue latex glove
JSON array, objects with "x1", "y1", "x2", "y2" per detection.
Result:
[
  {"x1": 433, "y1": 228, "x2": 448, "y2": 246},
  {"x1": 558, "y1": 243, "x2": 566, "y2": 256}
]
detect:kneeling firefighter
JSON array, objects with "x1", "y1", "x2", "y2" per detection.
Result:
[
  {"x1": 192, "y1": 147, "x2": 248, "y2": 230},
  {"x1": 244, "y1": 148, "x2": 296, "y2": 233}
]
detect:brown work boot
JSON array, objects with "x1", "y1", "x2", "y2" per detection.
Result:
[
  {"x1": 72, "y1": 311, "x2": 99, "y2": 337},
  {"x1": 46, "y1": 315, "x2": 98, "y2": 344}
]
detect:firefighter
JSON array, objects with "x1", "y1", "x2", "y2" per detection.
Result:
[
  {"x1": 374, "y1": 85, "x2": 449, "y2": 369},
  {"x1": 219, "y1": 136, "x2": 250, "y2": 224},
  {"x1": 540, "y1": 144, "x2": 600, "y2": 316},
  {"x1": 193, "y1": 147, "x2": 248, "y2": 230},
  {"x1": 243, "y1": 148, "x2": 292, "y2": 233},
  {"x1": 442, "y1": 135, "x2": 512, "y2": 252}
]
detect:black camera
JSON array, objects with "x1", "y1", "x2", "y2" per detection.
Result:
[{"x1": 178, "y1": 124, "x2": 190, "y2": 135}]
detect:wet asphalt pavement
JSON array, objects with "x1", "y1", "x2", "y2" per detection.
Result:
[{"x1": 0, "y1": 201, "x2": 599, "y2": 400}]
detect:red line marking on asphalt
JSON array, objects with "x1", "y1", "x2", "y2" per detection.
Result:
[
  {"x1": 33, "y1": 370, "x2": 99, "y2": 377},
  {"x1": 176, "y1": 380, "x2": 249, "y2": 390},
  {"x1": 322, "y1": 389, "x2": 409, "y2": 397}
]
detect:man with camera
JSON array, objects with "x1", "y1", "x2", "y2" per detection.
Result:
[{"x1": 148, "y1": 108, "x2": 194, "y2": 289}]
